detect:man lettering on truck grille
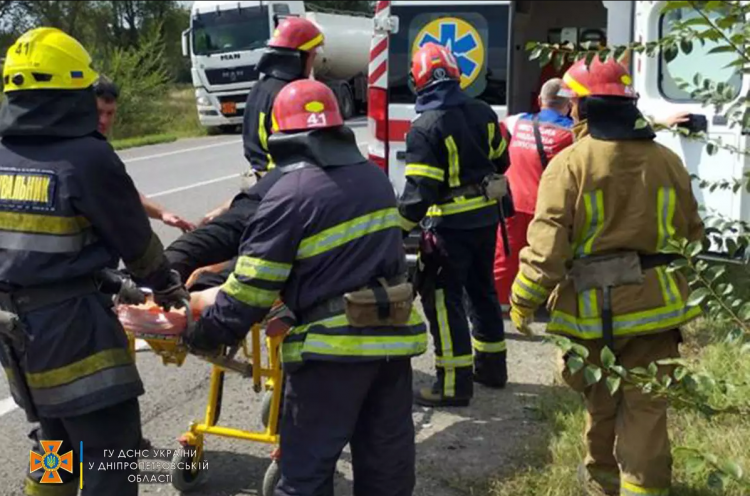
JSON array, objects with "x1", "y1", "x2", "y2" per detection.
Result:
[
  {"x1": 509, "y1": 57, "x2": 704, "y2": 496},
  {"x1": 493, "y1": 78, "x2": 574, "y2": 311},
  {"x1": 397, "y1": 42, "x2": 512, "y2": 408},
  {"x1": 183, "y1": 79, "x2": 427, "y2": 496},
  {"x1": 163, "y1": 17, "x2": 323, "y2": 290},
  {"x1": 0, "y1": 27, "x2": 189, "y2": 496}
]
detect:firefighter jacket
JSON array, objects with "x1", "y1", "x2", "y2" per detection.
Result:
[
  {"x1": 242, "y1": 49, "x2": 306, "y2": 172},
  {"x1": 199, "y1": 125, "x2": 428, "y2": 367},
  {"x1": 511, "y1": 97, "x2": 705, "y2": 340},
  {"x1": 398, "y1": 81, "x2": 511, "y2": 231},
  {"x1": 0, "y1": 88, "x2": 175, "y2": 417},
  {"x1": 504, "y1": 109, "x2": 573, "y2": 215}
]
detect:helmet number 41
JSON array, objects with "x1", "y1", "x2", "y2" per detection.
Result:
[{"x1": 307, "y1": 112, "x2": 327, "y2": 127}]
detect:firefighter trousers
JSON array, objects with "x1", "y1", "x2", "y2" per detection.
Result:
[
  {"x1": 275, "y1": 359, "x2": 415, "y2": 496},
  {"x1": 25, "y1": 398, "x2": 142, "y2": 496},
  {"x1": 559, "y1": 330, "x2": 681, "y2": 496},
  {"x1": 420, "y1": 225, "x2": 507, "y2": 398}
]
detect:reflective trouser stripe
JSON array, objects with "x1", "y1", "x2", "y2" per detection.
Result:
[
  {"x1": 445, "y1": 136, "x2": 460, "y2": 187},
  {"x1": 435, "y1": 355, "x2": 473, "y2": 368},
  {"x1": 25, "y1": 477, "x2": 78, "y2": 496},
  {"x1": 621, "y1": 481, "x2": 670, "y2": 496},
  {"x1": 296, "y1": 207, "x2": 400, "y2": 259},
  {"x1": 436, "y1": 289, "x2": 457, "y2": 397},
  {"x1": 471, "y1": 337, "x2": 507, "y2": 353}
]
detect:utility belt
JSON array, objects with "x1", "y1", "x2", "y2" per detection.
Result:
[
  {"x1": 568, "y1": 251, "x2": 682, "y2": 353},
  {"x1": 440, "y1": 173, "x2": 508, "y2": 203},
  {"x1": 0, "y1": 275, "x2": 99, "y2": 315},
  {"x1": 296, "y1": 275, "x2": 413, "y2": 327}
]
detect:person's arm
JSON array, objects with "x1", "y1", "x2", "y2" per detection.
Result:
[
  {"x1": 489, "y1": 116, "x2": 510, "y2": 174},
  {"x1": 199, "y1": 197, "x2": 234, "y2": 227},
  {"x1": 510, "y1": 151, "x2": 578, "y2": 311},
  {"x1": 195, "y1": 183, "x2": 304, "y2": 346},
  {"x1": 397, "y1": 127, "x2": 446, "y2": 233},
  {"x1": 70, "y1": 142, "x2": 186, "y2": 301},
  {"x1": 139, "y1": 193, "x2": 196, "y2": 232}
]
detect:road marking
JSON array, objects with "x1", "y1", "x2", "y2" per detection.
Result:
[
  {"x1": 0, "y1": 396, "x2": 18, "y2": 417},
  {"x1": 145, "y1": 173, "x2": 241, "y2": 199},
  {"x1": 122, "y1": 140, "x2": 242, "y2": 164},
  {"x1": 136, "y1": 340, "x2": 151, "y2": 351}
]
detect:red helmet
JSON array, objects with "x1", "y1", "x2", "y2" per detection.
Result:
[
  {"x1": 272, "y1": 79, "x2": 343, "y2": 133},
  {"x1": 268, "y1": 17, "x2": 324, "y2": 52},
  {"x1": 410, "y1": 42, "x2": 461, "y2": 92},
  {"x1": 558, "y1": 57, "x2": 636, "y2": 99}
]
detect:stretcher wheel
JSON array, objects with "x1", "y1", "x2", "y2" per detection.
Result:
[
  {"x1": 170, "y1": 448, "x2": 206, "y2": 492},
  {"x1": 262, "y1": 460, "x2": 281, "y2": 496},
  {"x1": 260, "y1": 390, "x2": 284, "y2": 428}
]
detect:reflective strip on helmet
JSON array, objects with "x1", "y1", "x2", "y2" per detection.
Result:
[
  {"x1": 405, "y1": 163, "x2": 445, "y2": 182},
  {"x1": 445, "y1": 136, "x2": 461, "y2": 187},
  {"x1": 471, "y1": 337, "x2": 507, "y2": 353},
  {"x1": 563, "y1": 73, "x2": 590, "y2": 97},
  {"x1": 296, "y1": 207, "x2": 400, "y2": 260},
  {"x1": 298, "y1": 33, "x2": 324, "y2": 51},
  {"x1": 221, "y1": 273, "x2": 279, "y2": 308}
]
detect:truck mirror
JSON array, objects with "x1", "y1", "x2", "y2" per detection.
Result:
[{"x1": 181, "y1": 29, "x2": 190, "y2": 57}]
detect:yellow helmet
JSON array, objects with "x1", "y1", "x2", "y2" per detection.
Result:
[{"x1": 3, "y1": 27, "x2": 99, "y2": 93}]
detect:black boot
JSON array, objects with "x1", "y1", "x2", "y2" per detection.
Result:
[
  {"x1": 414, "y1": 367, "x2": 473, "y2": 407},
  {"x1": 473, "y1": 351, "x2": 508, "y2": 389}
]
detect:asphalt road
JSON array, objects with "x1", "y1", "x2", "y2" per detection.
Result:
[{"x1": 0, "y1": 117, "x2": 549, "y2": 496}]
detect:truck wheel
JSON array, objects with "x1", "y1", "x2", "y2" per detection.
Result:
[
  {"x1": 338, "y1": 86, "x2": 355, "y2": 120},
  {"x1": 262, "y1": 460, "x2": 282, "y2": 496}
]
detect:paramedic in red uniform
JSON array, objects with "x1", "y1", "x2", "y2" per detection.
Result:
[{"x1": 494, "y1": 78, "x2": 573, "y2": 309}]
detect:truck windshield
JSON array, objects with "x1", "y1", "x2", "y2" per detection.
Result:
[{"x1": 192, "y1": 6, "x2": 270, "y2": 56}]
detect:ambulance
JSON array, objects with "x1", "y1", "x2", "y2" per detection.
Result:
[{"x1": 367, "y1": 0, "x2": 748, "y2": 253}]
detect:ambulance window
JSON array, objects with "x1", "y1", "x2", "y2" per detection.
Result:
[
  {"x1": 658, "y1": 8, "x2": 742, "y2": 102},
  {"x1": 388, "y1": 4, "x2": 509, "y2": 106}
]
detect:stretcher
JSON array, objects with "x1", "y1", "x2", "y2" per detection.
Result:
[{"x1": 119, "y1": 294, "x2": 286, "y2": 495}]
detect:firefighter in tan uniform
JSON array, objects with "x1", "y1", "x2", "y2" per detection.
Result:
[{"x1": 509, "y1": 57, "x2": 704, "y2": 496}]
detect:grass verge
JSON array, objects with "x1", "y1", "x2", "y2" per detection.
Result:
[
  {"x1": 488, "y1": 319, "x2": 750, "y2": 496},
  {"x1": 109, "y1": 84, "x2": 209, "y2": 150}
]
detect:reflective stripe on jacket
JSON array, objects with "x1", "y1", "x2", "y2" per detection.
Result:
[
  {"x1": 201, "y1": 150, "x2": 428, "y2": 365},
  {"x1": 511, "y1": 122, "x2": 705, "y2": 340},
  {"x1": 398, "y1": 97, "x2": 510, "y2": 231}
]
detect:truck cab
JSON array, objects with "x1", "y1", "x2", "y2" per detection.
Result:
[
  {"x1": 182, "y1": 1, "x2": 305, "y2": 131},
  {"x1": 368, "y1": 0, "x2": 750, "y2": 254}
]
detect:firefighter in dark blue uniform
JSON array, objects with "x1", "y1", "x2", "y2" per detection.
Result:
[
  {"x1": 398, "y1": 43, "x2": 511, "y2": 408},
  {"x1": 183, "y1": 79, "x2": 427, "y2": 496},
  {"x1": 0, "y1": 28, "x2": 189, "y2": 496},
  {"x1": 196, "y1": 16, "x2": 323, "y2": 226},
  {"x1": 166, "y1": 17, "x2": 323, "y2": 287}
]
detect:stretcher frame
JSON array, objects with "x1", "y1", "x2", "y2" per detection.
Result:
[{"x1": 123, "y1": 316, "x2": 284, "y2": 494}]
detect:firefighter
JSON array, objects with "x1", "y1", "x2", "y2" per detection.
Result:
[
  {"x1": 93, "y1": 76, "x2": 196, "y2": 233},
  {"x1": 494, "y1": 78, "x2": 574, "y2": 312},
  {"x1": 199, "y1": 16, "x2": 323, "y2": 226},
  {"x1": 0, "y1": 28, "x2": 189, "y2": 495},
  {"x1": 398, "y1": 42, "x2": 511, "y2": 407},
  {"x1": 183, "y1": 79, "x2": 427, "y2": 495},
  {"x1": 509, "y1": 57, "x2": 704, "y2": 496}
]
